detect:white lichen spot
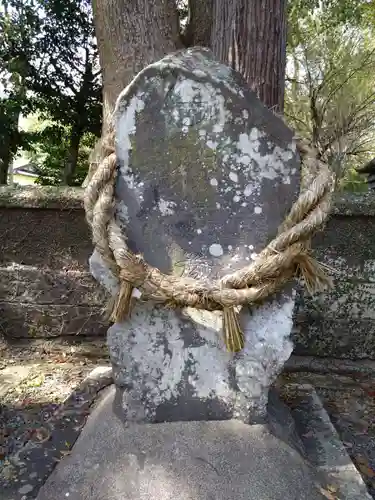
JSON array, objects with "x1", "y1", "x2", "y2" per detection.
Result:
[
  {"x1": 209, "y1": 244, "x2": 224, "y2": 257},
  {"x1": 115, "y1": 91, "x2": 146, "y2": 200},
  {"x1": 197, "y1": 229, "x2": 202, "y2": 234},
  {"x1": 216, "y1": 202, "x2": 221, "y2": 209},
  {"x1": 117, "y1": 200, "x2": 130, "y2": 223},
  {"x1": 244, "y1": 184, "x2": 254, "y2": 197},
  {"x1": 283, "y1": 176, "x2": 291, "y2": 185},
  {"x1": 199, "y1": 129, "x2": 207, "y2": 138},
  {"x1": 183, "y1": 117, "x2": 191, "y2": 126},
  {"x1": 233, "y1": 195, "x2": 240, "y2": 203},
  {"x1": 212, "y1": 93, "x2": 226, "y2": 134},
  {"x1": 229, "y1": 171, "x2": 238, "y2": 183},
  {"x1": 193, "y1": 69, "x2": 206, "y2": 78},
  {"x1": 18, "y1": 485, "x2": 34, "y2": 495},
  {"x1": 206, "y1": 140, "x2": 218, "y2": 150},
  {"x1": 234, "y1": 128, "x2": 293, "y2": 183},
  {"x1": 116, "y1": 92, "x2": 145, "y2": 162},
  {"x1": 242, "y1": 109, "x2": 249, "y2": 119},
  {"x1": 249, "y1": 244, "x2": 254, "y2": 250},
  {"x1": 254, "y1": 206, "x2": 262, "y2": 214},
  {"x1": 249, "y1": 127, "x2": 263, "y2": 143},
  {"x1": 251, "y1": 252, "x2": 258, "y2": 260},
  {"x1": 172, "y1": 108, "x2": 179, "y2": 122},
  {"x1": 132, "y1": 288, "x2": 142, "y2": 299},
  {"x1": 242, "y1": 202, "x2": 248, "y2": 207},
  {"x1": 210, "y1": 178, "x2": 218, "y2": 187},
  {"x1": 158, "y1": 198, "x2": 176, "y2": 216},
  {"x1": 228, "y1": 245, "x2": 233, "y2": 251}
]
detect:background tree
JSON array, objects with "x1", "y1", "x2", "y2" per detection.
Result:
[
  {"x1": 0, "y1": 1, "x2": 37, "y2": 183},
  {"x1": 286, "y1": 0, "x2": 375, "y2": 189},
  {"x1": 21, "y1": 115, "x2": 98, "y2": 186},
  {"x1": 93, "y1": 0, "x2": 288, "y2": 134},
  {"x1": 0, "y1": 0, "x2": 102, "y2": 185}
]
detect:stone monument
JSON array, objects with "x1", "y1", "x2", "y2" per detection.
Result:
[
  {"x1": 90, "y1": 47, "x2": 303, "y2": 424},
  {"x1": 34, "y1": 48, "x2": 342, "y2": 500},
  {"x1": 34, "y1": 49, "x2": 373, "y2": 500}
]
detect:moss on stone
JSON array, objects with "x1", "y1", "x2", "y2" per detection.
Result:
[
  {"x1": 0, "y1": 185, "x2": 84, "y2": 210},
  {"x1": 131, "y1": 128, "x2": 219, "y2": 208},
  {"x1": 332, "y1": 192, "x2": 375, "y2": 216}
]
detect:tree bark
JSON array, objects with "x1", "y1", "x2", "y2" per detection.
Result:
[
  {"x1": 91, "y1": 0, "x2": 287, "y2": 154},
  {"x1": 0, "y1": 130, "x2": 19, "y2": 185},
  {"x1": 184, "y1": 0, "x2": 214, "y2": 48},
  {"x1": 63, "y1": 126, "x2": 83, "y2": 185},
  {"x1": 92, "y1": 0, "x2": 181, "y2": 132},
  {"x1": 0, "y1": 157, "x2": 10, "y2": 185},
  {"x1": 212, "y1": 0, "x2": 287, "y2": 112}
]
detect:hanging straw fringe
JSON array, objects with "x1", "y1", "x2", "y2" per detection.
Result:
[
  {"x1": 223, "y1": 307, "x2": 245, "y2": 352},
  {"x1": 84, "y1": 133, "x2": 333, "y2": 353}
]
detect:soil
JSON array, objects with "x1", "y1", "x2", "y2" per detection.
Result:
[
  {"x1": 1, "y1": 338, "x2": 375, "y2": 499},
  {"x1": 279, "y1": 371, "x2": 375, "y2": 498},
  {"x1": 0, "y1": 337, "x2": 110, "y2": 490}
]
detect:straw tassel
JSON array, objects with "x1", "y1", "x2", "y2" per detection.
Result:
[
  {"x1": 222, "y1": 307, "x2": 245, "y2": 352},
  {"x1": 109, "y1": 280, "x2": 134, "y2": 322}
]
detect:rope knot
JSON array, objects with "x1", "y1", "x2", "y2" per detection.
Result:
[{"x1": 119, "y1": 254, "x2": 149, "y2": 288}]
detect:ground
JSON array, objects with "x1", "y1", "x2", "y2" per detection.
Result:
[
  {"x1": 1, "y1": 338, "x2": 375, "y2": 499},
  {"x1": 279, "y1": 370, "x2": 375, "y2": 498},
  {"x1": 0, "y1": 337, "x2": 110, "y2": 498}
]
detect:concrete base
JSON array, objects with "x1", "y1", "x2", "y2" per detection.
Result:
[{"x1": 35, "y1": 386, "x2": 330, "y2": 500}]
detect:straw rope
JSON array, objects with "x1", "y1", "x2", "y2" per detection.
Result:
[{"x1": 84, "y1": 130, "x2": 333, "y2": 353}]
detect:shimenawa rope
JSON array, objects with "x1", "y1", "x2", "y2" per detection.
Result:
[{"x1": 84, "y1": 130, "x2": 333, "y2": 353}]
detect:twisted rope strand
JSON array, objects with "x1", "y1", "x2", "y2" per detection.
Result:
[{"x1": 84, "y1": 135, "x2": 333, "y2": 352}]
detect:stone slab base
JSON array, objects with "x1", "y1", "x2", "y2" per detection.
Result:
[
  {"x1": 35, "y1": 385, "x2": 326, "y2": 500},
  {"x1": 3, "y1": 369, "x2": 370, "y2": 500},
  {"x1": 33, "y1": 383, "x2": 370, "y2": 500}
]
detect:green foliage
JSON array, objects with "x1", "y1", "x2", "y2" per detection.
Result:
[
  {"x1": 0, "y1": 0, "x2": 101, "y2": 184},
  {"x1": 286, "y1": 1, "x2": 375, "y2": 190},
  {"x1": 288, "y1": 0, "x2": 375, "y2": 48},
  {"x1": 1, "y1": 0, "x2": 101, "y2": 130},
  {"x1": 26, "y1": 122, "x2": 96, "y2": 186},
  {"x1": 340, "y1": 167, "x2": 369, "y2": 192}
]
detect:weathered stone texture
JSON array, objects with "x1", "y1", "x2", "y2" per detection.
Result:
[
  {"x1": 0, "y1": 186, "x2": 107, "y2": 339},
  {"x1": 292, "y1": 193, "x2": 375, "y2": 359},
  {"x1": 91, "y1": 48, "x2": 301, "y2": 423}
]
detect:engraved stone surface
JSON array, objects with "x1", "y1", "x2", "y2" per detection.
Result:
[{"x1": 90, "y1": 47, "x2": 301, "y2": 423}]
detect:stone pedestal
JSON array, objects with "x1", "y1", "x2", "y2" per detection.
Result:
[{"x1": 35, "y1": 386, "x2": 328, "y2": 500}]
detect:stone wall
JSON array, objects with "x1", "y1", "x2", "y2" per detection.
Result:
[
  {"x1": 292, "y1": 193, "x2": 375, "y2": 360},
  {"x1": 0, "y1": 186, "x2": 108, "y2": 340},
  {"x1": 1, "y1": 187, "x2": 375, "y2": 359}
]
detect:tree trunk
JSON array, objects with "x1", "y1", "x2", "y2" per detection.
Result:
[
  {"x1": 92, "y1": 0, "x2": 181, "y2": 132},
  {"x1": 63, "y1": 126, "x2": 83, "y2": 185},
  {"x1": 0, "y1": 157, "x2": 9, "y2": 185},
  {"x1": 91, "y1": 0, "x2": 288, "y2": 162},
  {"x1": 212, "y1": 0, "x2": 287, "y2": 112},
  {"x1": 184, "y1": 0, "x2": 214, "y2": 47}
]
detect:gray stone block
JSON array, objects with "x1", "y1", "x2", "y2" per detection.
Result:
[{"x1": 36, "y1": 386, "x2": 326, "y2": 500}]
